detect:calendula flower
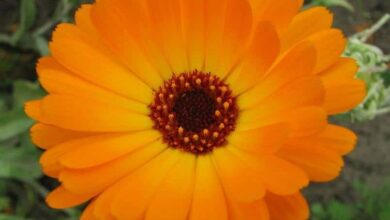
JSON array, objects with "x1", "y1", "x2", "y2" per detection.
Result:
[{"x1": 25, "y1": 0, "x2": 366, "y2": 219}]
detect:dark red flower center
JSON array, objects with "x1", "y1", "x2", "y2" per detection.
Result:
[{"x1": 149, "y1": 71, "x2": 238, "y2": 154}]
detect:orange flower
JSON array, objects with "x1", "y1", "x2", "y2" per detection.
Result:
[{"x1": 25, "y1": 0, "x2": 365, "y2": 219}]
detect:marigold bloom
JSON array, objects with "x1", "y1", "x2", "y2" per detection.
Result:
[{"x1": 25, "y1": 0, "x2": 366, "y2": 219}]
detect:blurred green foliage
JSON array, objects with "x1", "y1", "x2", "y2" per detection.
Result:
[
  {"x1": 0, "y1": 1, "x2": 90, "y2": 219},
  {"x1": 312, "y1": 180, "x2": 390, "y2": 220},
  {"x1": 305, "y1": 0, "x2": 354, "y2": 11},
  {"x1": 337, "y1": 14, "x2": 390, "y2": 122}
]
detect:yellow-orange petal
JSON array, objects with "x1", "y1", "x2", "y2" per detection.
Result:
[
  {"x1": 228, "y1": 198, "x2": 269, "y2": 220},
  {"x1": 237, "y1": 77, "x2": 325, "y2": 131},
  {"x1": 95, "y1": 0, "x2": 173, "y2": 79},
  {"x1": 289, "y1": 124, "x2": 357, "y2": 156},
  {"x1": 239, "y1": 41, "x2": 316, "y2": 109},
  {"x1": 204, "y1": 0, "x2": 253, "y2": 78},
  {"x1": 319, "y1": 58, "x2": 358, "y2": 80},
  {"x1": 46, "y1": 185, "x2": 94, "y2": 209},
  {"x1": 30, "y1": 123, "x2": 91, "y2": 149},
  {"x1": 309, "y1": 29, "x2": 346, "y2": 73},
  {"x1": 39, "y1": 132, "x2": 156, "y2": 177},
  {"x1": 227, "y1": 21, "x2": 280, "y2": 94},
  {"x1": 282, "y1": 7, "x2": 333, "y2": 50},
  {"x1": 189, "y1": 155, "x2": 228, "y2": 220},
  {"x1": 80, "y1": 202, "x2": 99, "y2": 220},
  {"x1": 59, "y1": 130, "x2": 161, "y2": 168},
  {"x1": 265, "y1": 192, "x2": 309, "y2": 220},
  {"x1": 50, "y1": 24, "x2": 153, "y2": 103},
  {"x1": 26, "y1": 95, "x2": 152, "y2": 132},
  {"x1": 60, "y1": 140, "x2": 166, "y2": 195},
  {"x1": 146, "y1": 0, "x2": 188, "y2": 74},
  {"x1": 278, "y1": 140, "x2": 344, "y2": 182},
  {"x1": 110, "y1": 149, "x2": 181, "y2": 219},
  {"x1": 285, "y1": 106, "x2": 328, "y2": 138},
  {"x1": 318, "y1": 58, "x2": 366, "y2": 114},
  {"x1": 262, "y1": 156, "x2": 308, "y2": 195},
  {"x1": 90, "y1": 0, "x2": 165, "y2": 88},
  {"x1": 253, "y1": 0, "x2": 303, "y2": 33},
  {"x1": 212, "y1": 147, "x2": 266, "y2": 202},
  {"x1": 323, "y1": 79, "x2": 366, "y2": 115},
  {"x1": 74, "y1": 4, "x2": 98, "y2": 37},
  {"x1": 92, "y1": 180, "x2": 124, "y2": 220},
  {"x1": 42, "y1": 162, "x2": 63, "y2": 178},
  {"x1": 145, "y1": 153, "x2": 196, "y2": 220},
  {"x1": 37, "y1": 57, "x2": 148, "y2": 114},
  {"x1": 228, "y1": 123, "x2": 289, "y2": 154}
]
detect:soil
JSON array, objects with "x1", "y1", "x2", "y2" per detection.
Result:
[{"x1": 305, "y1": 0, "x2": 390, "y2": 204}]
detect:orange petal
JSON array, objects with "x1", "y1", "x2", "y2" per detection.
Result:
[
  {"x1": 146, "y1": 0, "x2": 188, "y2": 74},
  {"x1": 228, "y1": 198, "x2": 269, "y2": 220},
  {"x1": 37, "y1": 57, "x2": 149, "y2": 114},
  {"x1": 110, "y1": 149, "x2": 181, "y2": 219},
  {"x1": 322, "y1": 125, "x2": 357, "y2": 155},
  {"x1": 202, "y1": 0, "x2": 225, "y2": 73},
  {"x1": 59, "y1": 130, "x2": 161, "y2": 168},
  {"x1": 93, "y1": 178, "x2": 127, "y2": 220},
  {"x1": 26, "y1": 95, "x2": 152, "y2": 132},
  {"x1": 289, "y1": 124, "x2": 357, "y2": 156},
  {"x1": 316, "y1": 48, "x2": 364, "y2": 115},
  {"x1": 80, "y1": 202, "x2": 99, "y2": 220},
  {"x1": 74, "y1": 4, "x2": 98, "y2": 37},
  {"x1": 30, "y1": 123, "x2": 91, "y2": 149},
  {"x1": 24, "y1": 100, "x2": 42, "y2": 121},
  {"x1": 50, "y1": 24, "x2": 153, "y2": 103},
  {"x1": 239, "y1": 41, "x2": 316, "y2": 109},
  {"x1": 262, "y1": 156, "x2": 308, "y2": 195},
  {"x1": 282, "y1": 7, "x2": 333, "y2": 50},
  {"x1": 285, "y1": 106, "x2": 328, "y2": 138},
  {"x1": 90, "y1": 0, "x2": 169, "y2": 87},
  {"x1": 265, "y1": 192, "x2": 309, "y2": 220},
  {"x1": 93, "y1": 0, "x2": 173, "y2": 79},
  {"x1": 254, "y1": 0, "x2": 303, "y2": 33},
  {"x1": 189, "y1": 155, "x2": 228, "y2": 220},
  {"x1": 278, "y1": 139, "x2": 344, "y2": 182},
  {"x1": 309, "y1": 29, "x2": 346, "y2": 73},
  {"x1": 42, "y1": 162, "x2": 63, "y2": 178},
  {"x1": 145, "y1": 153, "x2": 196, "y2": 220},
  {"x1": 212, "y1": 147, "x2": 266, "y2": 202},
  {"x1": 46, "y1": 186, "x2": 94, "y2": 209},
  {"x1": 319, "y1": 58, "x2": 358, "y2": 80},
  {"x1": 228, "y1": 123, "x2": 289, "y2": 154},
  {"x1": 60, "y1": 140, "x2": 166, "y2": 195},
  {"x1": 204, "y1": 0, "x2": 252, "y2": 78},
  {"x1": 237, "y1": 76, "x2": 325, "y2": 131},
  {"x1": 227, "y1": 21, "x2": 280, "y2": 94},
  {"x1": 323, "y1": 79, "x2": 366, "y2": 115}
]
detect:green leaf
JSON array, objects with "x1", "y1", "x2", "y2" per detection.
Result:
[
  {"x1": 0, "y1": 144, "x2": 42, "y2": 180},
  {"x1": 12, "y1": 80, "x2": 44, "y2": 109},
  {"x1": 379, "y1": 205, "x2": 390, "y2": 220},
  {"x1": 327, "y1": 201, "x2": 356, "y2": 220},
  {"x1": 325, "y1": 0, "x2": 354, "y2": 11},
  {"x1": 0, "y1": 215, "x2": 32, "y2": 220},
  {"x1": 11, "y1": 0, "x2": 37, "y2": 45},
  {"x1": 0, "y1": 110, "x2": 33, "y2": 142},
  {"x1": 33, "y1": 37, "x2": 50, "y2": 56}
]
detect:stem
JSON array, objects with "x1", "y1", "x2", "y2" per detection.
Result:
[
  {"x1": 375, "y1": 107, "x2": 390, "y2": 116},
  {"x1": 32, "y1": 0, "x2": 74, "y2": 37},
  {"x1": 353, "y1": 14, "x2": 390, "y2": 42},
  {"x1": 24, "y1": 179, "x2": 48, "y2": 198}
]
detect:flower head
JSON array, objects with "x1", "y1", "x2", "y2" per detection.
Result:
[{"x1": 26, "y1": 0, "x2": 366, "y2": 219}]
